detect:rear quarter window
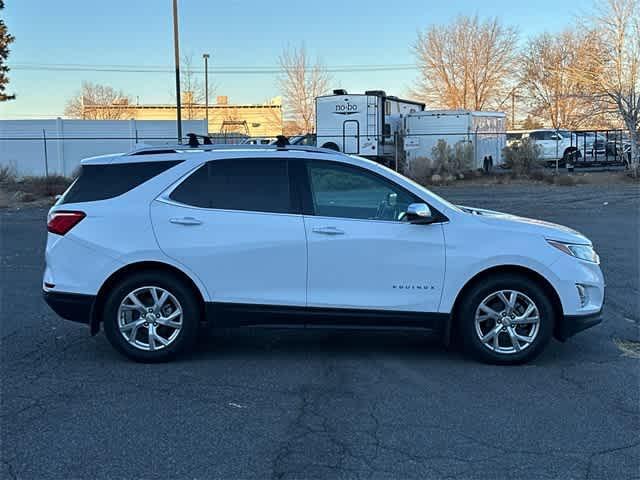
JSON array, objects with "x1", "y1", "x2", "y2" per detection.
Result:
[
  {"x1": 59, "y1": 161, "x2": 182, "y2": 204},
  {"x1": 529, "y1": 131, "x2": 545, "y2": 140},
  {"x1": 169, "y1": 158, "x2": 292, "y2": 213}
]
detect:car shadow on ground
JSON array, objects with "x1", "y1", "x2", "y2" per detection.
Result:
[
  {"x1": 77, "y1": 320, "x2": 593, "y2": 367},
  {"x1": 191, "y1": 327, "x2": 452, "y2": 358},
  {"x1": 178, "y1": 326, "x2": 597, "y2": 368}
]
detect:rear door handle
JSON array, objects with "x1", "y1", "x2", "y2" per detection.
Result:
[
  {"x1": 170, "y1": 217, "x2": 203, "y2": 226},
  {"x1": 312, "y1": 226, "x2": 345, "y2": 235}
]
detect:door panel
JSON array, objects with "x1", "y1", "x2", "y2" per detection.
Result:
[
  {"x1": 151, "y1": 201, "x2": 307, "y2": 306},
  {"x1": 150, "y1": 158, "x2": 307, "y2": 307},
  {"x1": 303, "y1": 159, "x2": 445, "y2": 312},
  {"x1": 343, "y1": 120, "x2": 359, "y2": 154},
  {"x1": 304, "y1": 216, "x2": 445, "y2": 311}
]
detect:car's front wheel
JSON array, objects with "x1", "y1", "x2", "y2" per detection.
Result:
[
  {"x1": 102, "y1": 271, "x2": 200, "y2": 362},
  {"x1": 458, "y1": 274, "x2": 555, "y2": 364}
]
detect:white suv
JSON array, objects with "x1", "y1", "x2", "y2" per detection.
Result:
[
  {"x1": 511, "y1": 129, "x2": 608, "y2": 166},
  {"x1": 511, "y1": 129, "x2": 579, "y2": 165},
  {"x1": 43, "y1": 145, "x2": 604, "y2": 364}
]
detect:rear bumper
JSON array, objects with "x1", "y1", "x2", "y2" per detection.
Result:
[
  {"x1": 557, "y1": 307, "x2": 603, "y2": 341},
  {"x1": 43, "y1": 290, "x2": 95, "y2": 325}
]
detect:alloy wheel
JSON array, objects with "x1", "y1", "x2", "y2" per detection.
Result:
[
  {"x1": 474, "y1": 289, "x2": 540, "y2": 354},
  {"x1": 117, "y1": 286, "x2": 183, "y2": 351}
]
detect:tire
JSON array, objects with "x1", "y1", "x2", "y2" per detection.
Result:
[
  {"x1": 457, "y1": 274, "x2": 555, "y2": 365},
  {"x1": 562, "y1": 149, "x2": 580, "y2": 167},
  {"x1": 321, "y1": 142, "x2": 340, "y2": 151},
  {"x1": 102, "y1": 270, "x2": 200, "y2": 362}
]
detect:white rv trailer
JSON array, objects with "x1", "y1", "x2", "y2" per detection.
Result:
[
  {"x1": 315, "y1": 90, "x2": 424, "y2": 163},
  {"x1": 403, "y1": 110, "x2": 507, "y2": 170}
]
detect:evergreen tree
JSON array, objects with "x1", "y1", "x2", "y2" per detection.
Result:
[{"x1": 0, "y1": 0, "x2": 15, "y2": 101}]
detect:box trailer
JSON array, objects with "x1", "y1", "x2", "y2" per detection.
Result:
[
  {"x1": 403, "y1": 110, "x2": 507, "y2": 170},
  {"x1": 315, "y1": 90, "x2": 424, "y2": 164}
]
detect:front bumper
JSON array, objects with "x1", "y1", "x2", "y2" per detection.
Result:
[
  {"x1": 43, "y1": 290, "x2": 95, "y2": 324},
  {"x1": 557, "y1": 307, "x2": 603, "y2": 341}
]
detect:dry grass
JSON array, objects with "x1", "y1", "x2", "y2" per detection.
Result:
[
  {"x1": 549, "y1": 174, "x2": 583, "y2": 186},
  {"x1": 440, "y1": 170, "x2": 633, "y2": 188},
  {"x1": 14, "y1": 175, "x2": 72, "y2": 198},
  {"x1": 0, "y1": 172, "x2": 73, "y2": 208},
  {"x1": 502, "y1": 139, "x2": 541, "y2": 176},
  {"x1": 614, "y1": 338, "x2": 640, "y2": 359},
  {"x1": 403, "y1": 140, "x2": 475, "y2": 186},
  {"x1": 0, "y1": 190, "x2": 10, "y2": 208},
  {"x1": 0, "y1": 165, "x2": 17, "y2": 185}
]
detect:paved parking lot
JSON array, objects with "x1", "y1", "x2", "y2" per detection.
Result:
[{"x1": 1, "y1": 183, "x2": 639, "y2": 480}]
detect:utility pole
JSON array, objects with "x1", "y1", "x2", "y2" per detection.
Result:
[
  {"x1": 172, "y1": 0, "x2": 182, "y2": 142},
  {"x1": 203, "y1": 53, "x2": 210, "y2": 134}
]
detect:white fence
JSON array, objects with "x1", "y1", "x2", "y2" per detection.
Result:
[{"x1": 0, "y1": 119, "x2": 207, "y2": 177}]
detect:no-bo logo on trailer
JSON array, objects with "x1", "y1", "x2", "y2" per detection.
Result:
[{"x1": 335, "y1": 103, "x2": 358, "y2": 114}]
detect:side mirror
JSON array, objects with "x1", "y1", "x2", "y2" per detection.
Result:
[{"x1": 406, "y1": 203, "x2": 433, "y2": 224}]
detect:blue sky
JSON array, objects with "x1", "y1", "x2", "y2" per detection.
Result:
[{"x1": 1, "y1": 0, "x2": 590, "y2": 118}]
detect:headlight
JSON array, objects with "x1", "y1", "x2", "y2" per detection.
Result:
[{"x1": 547, "y1": 239, "x2": 600, "y2": 264}]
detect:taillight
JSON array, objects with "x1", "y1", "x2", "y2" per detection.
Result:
[{"x1": 47, "y1": 211, "x2": 86, "y2": 235}]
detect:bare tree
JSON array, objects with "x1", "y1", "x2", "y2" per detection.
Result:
[
  {"x1": 260, "y1": 98, "x2": 284, "y2": 135},
  {"x1": 278, "y1": 45, "x2": 331, "y2": 133},
  {"x1": 575, "y1": 0, "x2": 639, "y2": 174},
  {"x1": 520, "y1": 29, "x2": 603, "y2": 129},
  {"x1": 521, "y1": 115, "x2": 544, "y2": 130},
  {"x1": 412, "y1": 15, "x2": 518, "y2": 110},
  {"x1": 180, "y1": 54, "x2": 206, "y2": 120},
  {"x1": 64, "y1": 82, "x2": 133, "y2": 119}
]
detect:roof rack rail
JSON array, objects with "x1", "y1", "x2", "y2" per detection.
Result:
[{"x1": 127, "y1": 143, "x2": 341, "y2": 156}]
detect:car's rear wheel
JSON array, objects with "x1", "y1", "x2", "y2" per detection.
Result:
[
  {"x1": 103, "y1": 271, "x2": 200, "y2": 362},
  {"x1": 458, "y1": 274, "x2": 555, "y2": 364}
]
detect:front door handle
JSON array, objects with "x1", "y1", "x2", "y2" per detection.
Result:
[
  {"x1": 312, "y1": 226, "x2": 345, "y2": 235},
  {"x1": 170, "y1": 217, "x2": 203, "y2": 226}
]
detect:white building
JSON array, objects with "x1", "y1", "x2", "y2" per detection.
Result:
[{"x1": 0, "y1": 119, "x2": 207, "y2": 176}]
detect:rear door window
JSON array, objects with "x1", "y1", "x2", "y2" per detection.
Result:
[
  {"x1": 60, "y1": 161, "x2": 182, "y2": 204},
  {"x1": 169, "y1": 158, "x2": 292, "y2": 214}
]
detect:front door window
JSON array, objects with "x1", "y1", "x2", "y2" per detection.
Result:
[{"x1": 307, "y1": 160, "x2": 418, "y2": 221}]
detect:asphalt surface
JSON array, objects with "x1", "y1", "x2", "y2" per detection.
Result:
[{"x1": 1, "y1": 184, "x2": 639, "y2": 480}]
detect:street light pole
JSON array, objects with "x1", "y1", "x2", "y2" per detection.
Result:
[
  {"x1": 172, "y1": 0, "x2": 182, "y2": 142},
  {"x1": 203, "y1": 53, "x2": 210, "y2": 134}
]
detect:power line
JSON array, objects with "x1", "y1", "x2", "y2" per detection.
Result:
[{"x1": 11, "y1": 62, "x2": 419, "y2": 75}]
